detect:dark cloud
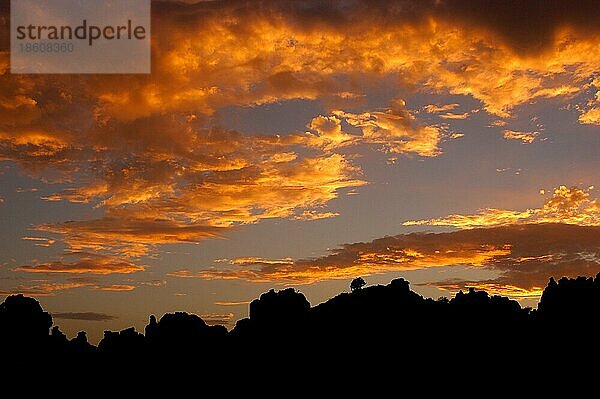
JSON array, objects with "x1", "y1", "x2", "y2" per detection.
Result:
[
  {"x1": 155, "y1": 0, "x2": 600, "y2": 54},
  {"x1": 52, "y1": 312, "x2": 117, "y2": 321},
  {"x1": 433, "y1": 0, "x2": 600, "y2": 54}
]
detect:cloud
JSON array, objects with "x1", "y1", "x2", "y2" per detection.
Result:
[
  {"x1": 15, "y1": 187, "x2": 38, "y2": 193},
  {"x1": 27, "y1": 147, "x2": 365, "y2": 257},
  {"x1": 0, "y1": 281, "x2": 89, "y2": 297},
  {"x1": 199, "y1": 312, "x2": 234, "y2": 325},
  {"x1": 293, "y1": 210, "x2": 340, "y2": 221},
  {"x1": 35, "y1": 216, "x2": 225, "y2": 257},
  {"x1": 96, "y1": 284, "x2": 136, "y2": 291},
  {"x1": 503, "y1": 130, "x2": 540, "y2": 144},
  {"x1": 168, "y1": 184, "x2": 600, "y2": 298},
  {"x1": 222, "y1": 257, "x2": 294, "y2": 266},
  {"x1": 172, "y1": 233, "x2": 512, "y2": 284},
  {"x1": 172, "y1": 223, "x2": 600, "y2": 300},
  {"x1": 579, "y1": 84, "x2": 600, "y2": 124},
  {"x1": 404, "y1": 186, "x2": 600, "y2": 229},
  {"x1": 214, "y1": 301, "x2": 251, "y2": 306},
  {"x1": 30, "y1": 152, "x2": 364, "y2": 257},
  {"x1": 1, "y1": 273, "x2": 139, "y2": 296},
  {"x1": 2, "y1": 1, "x2": 600, "y2": 273},
  {"x1": 15, "y1": 252, "x2": 145, "y2": 274},
  {"x1": 423, "y1": 104, "x2": 460, "y2": 113},
  {"x1": 490, "y1": 120, "x2": 508, "y2": 127},
  {"x1": 306, "y1": 115, "x2": 354, "y2": 150},
  {"x1": 52, "y1": 312, "x2": 117, "y2": 321},
  {"x1": 439, "y1": 113, "x2": 469, "y2": 120},
  {"x1": 21, "y1": 237, "x2": 55, "y2": 247},
  {"x1": 579, "y1": 108, "x2": 600, "y2": 125},
  {"x1": 139, "y1": 280, "x2": 167, "y2": 287},
  {"x1": 304, "y1": 100, "x2": 446, "y2": 157},
  {"x1": 331, "y1": 100, "x2": 443, "y2": 157},
  {"x1": 1, "y1": 0, "x2": 598, "y2": 147}
]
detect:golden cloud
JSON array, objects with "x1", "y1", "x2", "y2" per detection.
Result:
[
  {"x1": 21, "y1": 237, "x2": 56, "y2": 247},
  {"x1": 172, "y1": 233, "x2": 512, "y2": 284},
  {"x1": 1, "y1": 1, "x2": 599, "y2": 276},
  {"x1": 172, "y1": 223, "x2": 600, "y2": 302},
  {"x1": 439, "y1": 112, "x2": 470, "y2": 120},
  {"x1": 503, "y1": 130, "x2": 540, "y2": 144},
  {"x1": 303, "y1": 99, "x2": 446, "y2": 156},
  {"x1": 96, "y1": 284, "x2": 136, "y2": 291},
  {"x1": 1, "y1": 1, "x2": 598, "y2": 148},
  {"x1": 330, "y1": 99, "x2": 443, "y2": 157},
  {"x1": 214, "y1": 300, "x2": 251, "y2": 306},
  {"x1": 35, "y1": 215, "x2": 225, "y2": 257},
  {"x1": 0, "y1": 278, "x2": 138, "y2": 296},
  {"x1": 433, "y1": 282, "x2": 545, "y2": 299},
  {"x1": 199, "y1": 312, "x2": 235, "y2": 326},
  {"x1": 579, "y1": 108, "x2": 600, "y2": 125},
  {"x1": 0, "y1": 281, "x2": 89, "y2": 297},
  {"x1": 423, "y1": 104, "x2": 461, "y2": 114},
  {"x1": 404, "y1": 186, "x2": 600, "y2": 229},
  {"x1": 578, "y1": 78, "x2": 600, "y2": 125},
  {"x1": 16, "y1": 252, "x2": 145, "y2": 274}
]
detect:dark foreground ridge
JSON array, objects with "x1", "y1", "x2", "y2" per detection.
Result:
[{"x1": 2, "y1": 274, "x2": 600, "y2": 373}]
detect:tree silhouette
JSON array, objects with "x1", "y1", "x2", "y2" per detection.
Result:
[{"x1": 350, "y1": 277, "x2": 366, "y2": 291}]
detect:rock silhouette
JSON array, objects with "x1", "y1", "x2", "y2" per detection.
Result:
[{"x1": 3, "y1": 274, "x2": 600, "y2": 371}]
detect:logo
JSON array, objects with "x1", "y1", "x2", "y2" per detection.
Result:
[{"x1": 11, "y1": 0, "x2": 151, "y2": 74}]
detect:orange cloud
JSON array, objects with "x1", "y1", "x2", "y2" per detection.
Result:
[
  {"x1": 1, "y1": 1, "x2": 599, "y2": 276},
  {"x1": 579, "y1": 108, "x2": 600, "y2": 125},
  {"x1": 433, "y1": 282, "x2": 545, "y2": 299},
  {"x1": 503, "y1": 130, "x2": 540, "y2": 144},
  {"x1": 2, "y1": 1, "x2": 598, "y2": 156},
  {"x1": 304, "y1": 100, "x2": 446, "y2": 156},
  {"x1": 0, "y1": 281, "x2": 89, "y2": 297},
  {"x1": 423, "y1": 104, "x2": 461, "y2": 113},
  {"x1": 21, "y1": 237, "x2": 55, "y2": 247},
  {"x1": 306, "y1": 115, "x2": 354, "y2": 150},
  {"x1": 96, "y1": 284, "x2": 136, "y2": 291},
  {"x1": 214, "y1": 301, "x2": 251, "y2": 306},
  {"x1": 199, "y1": 312, "x2": 235, "y2": 326},
  {"x1": 293, "y1": 210, "x2": 340, "y2": 221},
  {"x1": 439, "y1": 112, "x2": 469, "y2": 120},
  {"x1": 16, "y1": 252, "x2": 145, "y2": 274},
  {"x1": 404, "y1": 186, "x2": 600, "y2": 229},
  {"x1": 332, "y1": 100, "x2": 443, "y2": 157},
  {"x1": 171, "y1": 234, "x2": 511, "y2": 284},
  {"x1": 0, "y1": 279, "x2": 139, "y2": 296},
  {"x1": 172, "y1": 223, "x2": 600, "y2": 302},
  {"x1": 32, "y1": 150, "x2": 363, "y2": 257},
  {"x1": 36, "y1": 216, "x2": 224, "y2": 257},
  {"x1": 578, "y1": 78, "x2": 600, "y2": 124}
]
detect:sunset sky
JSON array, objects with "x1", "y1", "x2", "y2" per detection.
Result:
[{"x1": 2, "y1": 0, "x2": 600, "y2": 343}]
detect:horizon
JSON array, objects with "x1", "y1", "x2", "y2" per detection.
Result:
[
  {"x1": 1, "y1": 0, "x2": 600, "y2": 344},
  {"x1": 3, "y1": 272, "x2": 593, "y2": 346}
]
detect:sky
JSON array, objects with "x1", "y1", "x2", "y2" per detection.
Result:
[{"x1": 1, "y1": 0, "x2": 600, "y2": 343}]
